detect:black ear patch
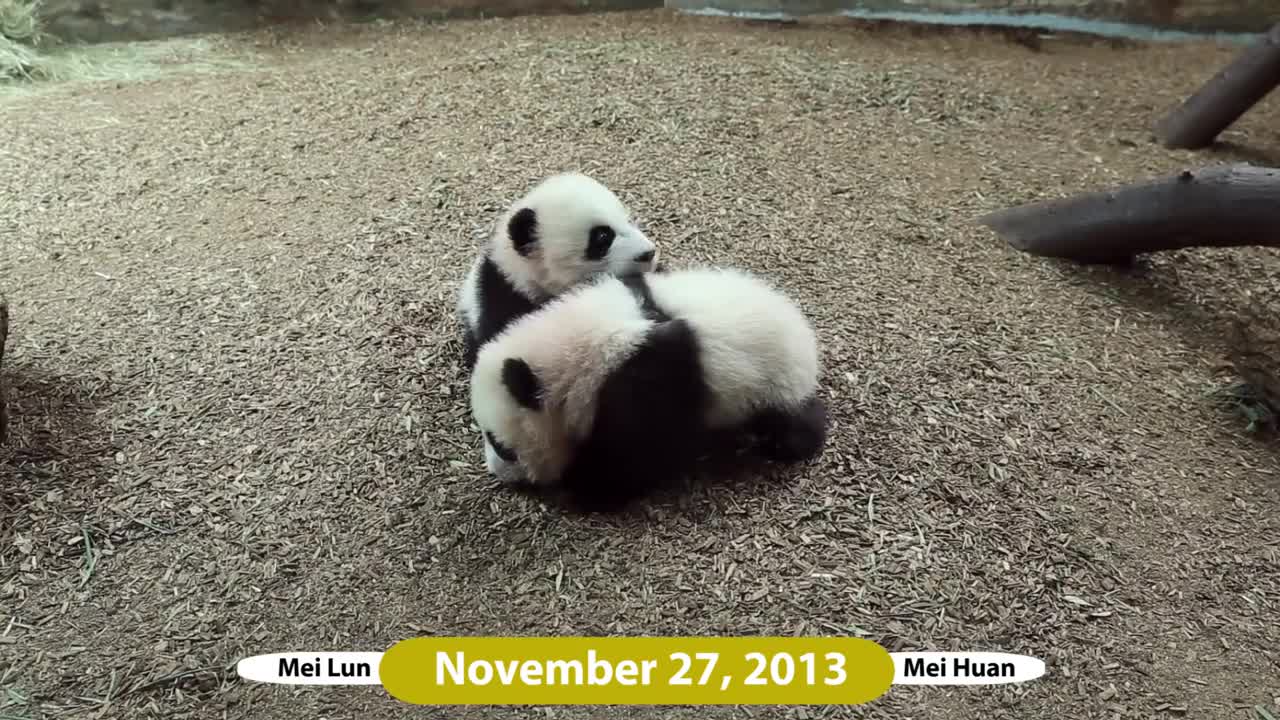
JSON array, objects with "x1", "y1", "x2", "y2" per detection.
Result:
[
  {"x1": 508, "y1": 207, "x2": 539, "y2": 256},
  {"x1": 502, "y1": 358, "x2": 544, "y2": 411}
]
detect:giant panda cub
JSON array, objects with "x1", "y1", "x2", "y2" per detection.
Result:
[
  {"x1": 469, "y1": 266, "x2": 827, "y2": 511},
  {"x1": 456, "y1": 173, "x2": 659, "y2": 371}
]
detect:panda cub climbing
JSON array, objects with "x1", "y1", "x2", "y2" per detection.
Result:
[
  {"x1": 456, "y1": 173, "x2": 659, "y2": 370},
  {"x1": 469, "y1": 266, "x2": 827, "y2": 511}
]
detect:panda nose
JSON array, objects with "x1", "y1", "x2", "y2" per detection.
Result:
[{"x1": 634, "y1": 250, "x2": 655, "y2": 263}]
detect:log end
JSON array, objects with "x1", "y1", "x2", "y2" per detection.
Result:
[
  {"x1": 977, "y1": 209, "x2": 1136, "y2": 265},
  {"x1": 1153, "y1": 125, "x2": 1212, "y2": 151}
]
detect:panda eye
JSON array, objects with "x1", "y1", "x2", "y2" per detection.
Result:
[
  {"x1": 485, "y1": 431, "x2": 518, "y2": 463},
  {"x1": 586, "y1": 225, "x2": 616, "y2": 261}
]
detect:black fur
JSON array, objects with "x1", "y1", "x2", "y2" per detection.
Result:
[
  {"x1": 502, "y1": 358, "x2": 543, "y2": 412},
  {"x1": 461, "y1": 326, "x2": 480, "y2": 372},
  {"x1": 462, "y1": 256, "x2": 541, "y2": 371},
  {"x1": 586, "y1": 225, "x2": 615, "y2": 261},
  {"x1": 559, "y1": 317, "x2": 712, "y2": 512},
  {"x1": 485, "y1": 430, "x2": 519, "y2": 463},
  {"x1": 619, "y1": 274, "x2": 670, "y2": 322},
  {"x1": 508, "y1": 207, "x2": 539, "y2": 256},
  {"x1": 749, "y1": 394, "x2": 828, "y2": 463}
]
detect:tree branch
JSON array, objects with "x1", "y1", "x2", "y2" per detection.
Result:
[
  {"x1": 1154, "y1": 22, "x2": 1280, "y2": 150},
  {"x1": 976, "y1": 163, "x2": 1280, "y2": 263}
]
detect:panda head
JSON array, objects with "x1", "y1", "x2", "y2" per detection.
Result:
[
  {"x1": 470, "y1": 354, "x2": 568, "y2": 487},
  {"x1": 469, "y1": 274, "x2": 657, "y2": 488},
  {"x1": 491, "y1": 173, "x2": 658, "y2": 299}
]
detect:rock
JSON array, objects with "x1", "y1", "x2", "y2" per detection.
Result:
[{"x1": 1227, "y1": 305, "x2": 1280, "y2": 429}]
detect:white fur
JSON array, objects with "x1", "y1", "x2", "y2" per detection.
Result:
[
  {"x1": 470, "y1": 267, "x2": 821, "y2": 488},
  {"x1": 644, "y1": 268, "x2": 820, "y2": 428},
  {"x1": 457, "y1": 257, "x2": 484, "y2": 331},
  {"x1": 457, "y1": 173, "x2": 658, "y2": 332},
  {"x1": 483, "y1": 438, "x2": 504, "y2": 476}
]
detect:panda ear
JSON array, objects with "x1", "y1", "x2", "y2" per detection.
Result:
[
  {"x1": 502, "y1": 358, "x2": 544, "y2": 411},
  {"x1": 508, "y1": 207, "x2": 539, "y2": 257}
]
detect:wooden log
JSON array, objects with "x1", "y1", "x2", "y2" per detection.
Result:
[
  {"x1": 1155, "y1": 22, "x2": 1280, "y2": 150},
  {"x1": 976, "y1": 163, "x2": 1280, "y2": 263}
]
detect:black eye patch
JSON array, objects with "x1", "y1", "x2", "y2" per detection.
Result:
[
  {"x1": 508, "y1": 207, "x2": 539, "y2": 256},
  {"x1": 485, "y1": 431, "x2": 518, "y2": 463},
  {"x1": 586, "y1": 225, "x2": 616, "y2": 261}
]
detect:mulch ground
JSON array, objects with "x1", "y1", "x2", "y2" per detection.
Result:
[{"x1": 2, "y1": 9, "x2": 1279, "y2": 719}]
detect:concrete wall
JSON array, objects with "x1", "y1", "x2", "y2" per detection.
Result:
[
  {"x1": 665, "y1": 0, "x2": 1275, "y2": 36},
  {"x1": 40, "y1": 0, "x2": 663, "y2": 44}
]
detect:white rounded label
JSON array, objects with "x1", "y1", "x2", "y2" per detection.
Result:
[
  {"x1": 890, "y1": 652, "x2": 1045, "y2": 685},
  {"x1": 236, "y1": 652, "x2": 385, "y2": 685}
]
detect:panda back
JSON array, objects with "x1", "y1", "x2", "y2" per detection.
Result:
[
  {"x1": 560, "y1": 315, "x2": 710, "y2": 511},
  {"x1": 645, "y1": 268, "x2": 820, "y2": 426}
]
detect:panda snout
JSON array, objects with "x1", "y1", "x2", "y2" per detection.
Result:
[{"x1": 634, "y1": 250, "x2": 656, "y2": 264}]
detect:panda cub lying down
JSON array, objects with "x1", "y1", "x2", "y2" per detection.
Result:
[{"x1": 469, "y1": 266, "x2": 827, "y2": 511}]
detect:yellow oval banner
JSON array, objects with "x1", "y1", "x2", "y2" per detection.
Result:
[{"x1": 380, "y1": 636, "x2": 893, "y2": 705}]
